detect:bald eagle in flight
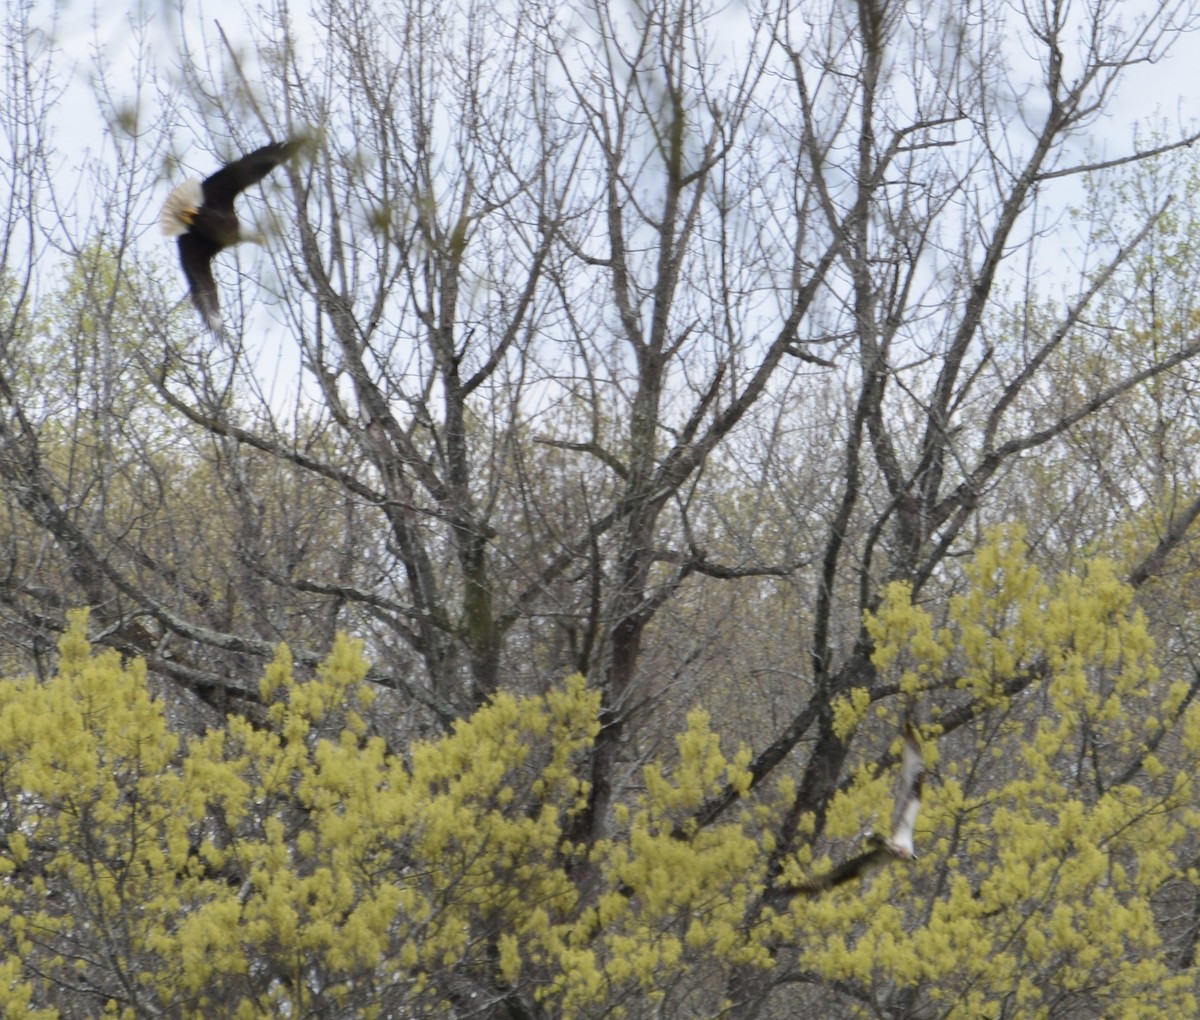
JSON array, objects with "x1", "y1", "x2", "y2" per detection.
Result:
[
  {"x1": 798, "y1": 723, "x2": 926, "y2": 894},
  {"x1": 161, "y1": 139, "x2": 302, "y2": 333}
]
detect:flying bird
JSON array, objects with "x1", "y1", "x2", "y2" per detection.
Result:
[
  {"x1": 161, "y1": 138, "x2": 303, "y2": 333},
  {"x1": 797, "y1": 723, "x2": 926, "y2": 894}
]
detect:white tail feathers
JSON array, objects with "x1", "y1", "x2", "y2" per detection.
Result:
[{"x1": 160, "y1": 179, "x2": 203, "y2": 236}]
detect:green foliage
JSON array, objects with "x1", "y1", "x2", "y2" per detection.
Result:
[
  {"x1": 0, "y1": 614, "x2": 777, "y2": 1017},
  {"x1": 859, "y1": 527, "x2": 1200, "y2": 1016},
  {"x1": 4, "y1": 546, "x2": 1200, "y2": 1017}
]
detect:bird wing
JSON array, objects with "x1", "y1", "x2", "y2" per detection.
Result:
[
  {"x1": 178, "y1": 233, "x2": 223, "y2": 333},
  {"x1": 888, "y1": 724, "x2": 925, "y2": 857},
  {"x1": 201, "y1": 139, "x2": 302, "y2": 212},
  {"x1": 792, "y1": 726, "x2": 927, "y2": 895},
  {"x1": 796, "y1": 843, "x2": 889, "y2": 894}
]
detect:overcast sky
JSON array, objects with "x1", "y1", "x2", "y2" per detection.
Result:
[
  {"x1": 37, "y1": 0, "x2": 1200, "y2": 227},
  {"x1": 25, "y1": 0, "x2": 1200, "y2": 388}
]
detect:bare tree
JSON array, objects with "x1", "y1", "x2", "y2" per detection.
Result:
[{"x1": 3, "y1": 0, "x2": 1200, "y2": 1011}]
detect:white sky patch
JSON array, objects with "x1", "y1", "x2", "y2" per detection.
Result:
[{"x1": 17, "y1": 0, "x2": 1200, "y2": 426}]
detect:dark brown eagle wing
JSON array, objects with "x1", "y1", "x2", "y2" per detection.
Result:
[
  {"x1": 178, "y1": 232, "x2": 223, "y2": 333},
  {"x1": 795, "y1": 842, "x2": 890, "y2": 894},
  {"x1": 200, "y1": 139, "x2": 302, "y2": 212}
]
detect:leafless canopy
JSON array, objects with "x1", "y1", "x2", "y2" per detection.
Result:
[{"x1": 3, "y1": 0, "x2": 1200, "y2": 1012}]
